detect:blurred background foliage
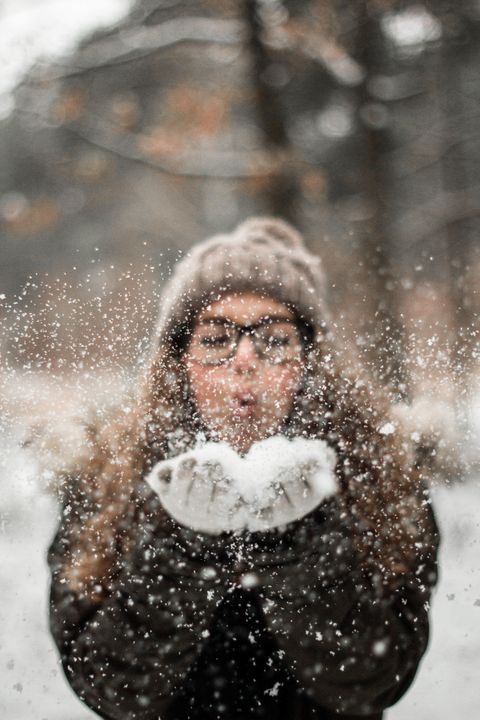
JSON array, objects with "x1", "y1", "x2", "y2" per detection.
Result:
[{"x1": 0, "y1": 0, "x2": 478, "y2": 441}]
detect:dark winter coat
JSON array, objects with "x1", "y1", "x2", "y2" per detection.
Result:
[{"x1": 48, "y1": 480, "x2": 439, "y2": 720}]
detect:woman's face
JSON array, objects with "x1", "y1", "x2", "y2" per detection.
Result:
[{"x1": 183, "y1": 292, "x2": 306, "y2": 454}]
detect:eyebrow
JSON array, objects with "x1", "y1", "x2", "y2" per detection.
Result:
[{"x1": 197, "y1": 314, "x2": 295, "y2": 325}]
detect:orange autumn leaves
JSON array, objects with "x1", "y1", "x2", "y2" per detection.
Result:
[{"x1": 139, "y1": 85, "x2": 229, "y2": 159}]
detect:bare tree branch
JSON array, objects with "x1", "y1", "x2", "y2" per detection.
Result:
[
  {"x1": 28, "y1": 7, "x2": 365, "y2": 92},
  {"x1": 34, "y1": 17, "x2": 245, "y2": 81},
  {"x1": 16, "y1": 106, "x2": 286, "y2": 180},
  {"x1": 390, "y1": 132, "x2": 480, "y2": 180},
  {"x1": 298, "y1": 33, "x2": 365, "y2": 86},
  {"x1": 390, "y1": 186, "x2": 480, "y2": 247},
  {"x1": 66, "y1": 126, "x2": 279, "y2": 180},
  {"x1": 260, "y1": 1, "x2": 365, "y2": 87}
]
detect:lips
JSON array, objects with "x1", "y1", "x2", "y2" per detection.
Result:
[
  {"x1": 231, "y1": 390, "x2": 257, "y2": 417},
  {"x1": 234, "y1": 391, "x2": 256, "y2": 405}
]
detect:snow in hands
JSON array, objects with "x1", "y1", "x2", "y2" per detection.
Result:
[{"x1": 146, "y1": 435, "x2": 338, "y2": 534}]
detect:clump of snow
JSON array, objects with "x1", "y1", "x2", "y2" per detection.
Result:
[
  {"x1": 240, "y1": 572, "x2": 259, "y2": 589},
  {"x1": 264, "y1": 681, "x2": 281, "y2": 697},
  {"x1": 146, "y1": 435, "x2": 338, "y2": 534},
  {"x1": 391, "y1": 396, "x2": 464, "y2": 481},
  {"x1": 379, "y1": 421, "x2": 396, "y2": 436},
  {"x1": 372, "y1": 638, "x2": 389, "y2": 657}
]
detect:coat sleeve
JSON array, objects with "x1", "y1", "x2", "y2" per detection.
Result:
[
  {"x1": 47, "y1": 484, "x2": 229, "y2": 720},
  {"x1": 249, "y1": 492, "x2": 440, "y2": 717}
]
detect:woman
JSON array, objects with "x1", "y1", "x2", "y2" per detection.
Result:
[{"x1": 48, "y1": 217, "x2": 439, "y2": 720}]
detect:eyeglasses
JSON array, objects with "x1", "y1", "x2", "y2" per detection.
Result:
[{"x1": 187, "y1": 317, "x2": 305, "y2": 366}]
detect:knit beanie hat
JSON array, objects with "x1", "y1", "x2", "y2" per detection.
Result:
[{"x1": 154, "y1": 217, "x2": 330, "y2": 349}]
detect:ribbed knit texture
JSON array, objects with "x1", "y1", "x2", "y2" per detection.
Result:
[{"x1": 154, "y1": 217, "x2": 330, "y2": 347}]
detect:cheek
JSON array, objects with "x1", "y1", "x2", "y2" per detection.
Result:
[
  {"x1": 186, "y1": 364, "x2": 229, "y2": 413},
  {"x1": 259, "y1": 364, "x2": 304, "y2": 403}
]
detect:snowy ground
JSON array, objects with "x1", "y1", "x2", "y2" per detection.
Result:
[
  {"x1": 391, "y1": 481, "x2": 480, "y2": 719},
  {"x1": 1, "y1": 407, "x2": 479, "y2": 719}
]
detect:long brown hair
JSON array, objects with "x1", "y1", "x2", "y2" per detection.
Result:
[{"x1": 58, "y1": 318, "x2": 433, "y2": 602}]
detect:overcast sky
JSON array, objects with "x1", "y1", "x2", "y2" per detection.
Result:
[{"x1": 0, "y1": 0, "x2": 133, "y2": 118}]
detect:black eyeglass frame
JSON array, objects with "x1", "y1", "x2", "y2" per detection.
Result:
[{"x1": 186, "y1": 316, "x2": 309, "y2": 366}]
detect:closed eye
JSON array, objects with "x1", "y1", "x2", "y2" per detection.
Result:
[
  {"x1": 200, "y1": 335, "x2": 230, "y2": 346},
  {"x1": 266, "y1": 336, "x2": 290, "y2": 346}
]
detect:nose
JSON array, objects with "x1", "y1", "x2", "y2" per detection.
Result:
[{"x1": 231, "y1": 335, "x2": 258, "y2": 373}]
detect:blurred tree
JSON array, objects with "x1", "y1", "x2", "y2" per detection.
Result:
[
  {"x1": 0, "y1": 0, "x2": 478, "y2": 412},
  {"x1": 244, "y1": 0, "x2": 298, "y2": 221}
]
